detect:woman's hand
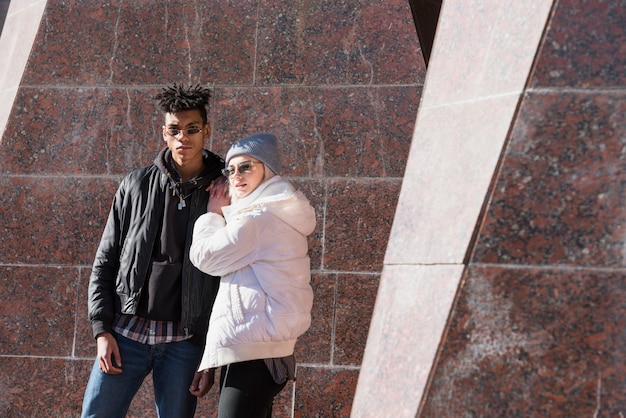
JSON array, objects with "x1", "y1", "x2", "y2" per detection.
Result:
[{"x1": 189, "y1": 368, "x2": 216, "y2": 398}]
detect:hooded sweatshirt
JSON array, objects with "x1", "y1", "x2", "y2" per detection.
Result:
[
  {"x1": 189, "y1": 176, "x2": 316, "y2": 370},
  {"x1": 88, "y1": 148, "x2": 223, "y2": 340}
]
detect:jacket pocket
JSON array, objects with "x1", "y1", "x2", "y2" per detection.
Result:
[{"x1": 231, "y1": 282, "x2": 245, "y2": 324}]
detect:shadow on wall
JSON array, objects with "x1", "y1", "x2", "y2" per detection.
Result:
[
  {"x1": 408, "y1": 0, "x2": 443, "y2": 66},
  {"x1": 0, "y1": 0, "x2": 10, "y2": 35}
]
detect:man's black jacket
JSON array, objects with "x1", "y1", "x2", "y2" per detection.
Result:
[{"x1": 88, "y1": 148, "x2": 223, "y2": 341}]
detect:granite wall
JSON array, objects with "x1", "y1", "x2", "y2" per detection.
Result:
[
  {"x1": 354, "y1": 0, "x2": 626, "y2": 416},
  {"x1": 0, "y1": 1, "x2": 423, "y2": 417}
]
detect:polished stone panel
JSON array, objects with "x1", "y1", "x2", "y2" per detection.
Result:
[
  {"x1": 385, "y1": 0, "x2": 553, "y2": 267},
  {"x1": 530, "y1": 0, "x2": 626, "y2": 88},
  {"x1": 400, "y1": 0, "x2": 626, "y2": 415},
  {"x1": 271, "y1": 381, "x2": 296, "y2": 417},
  {"x1": 0, "y1": 176, "x2": 118, "y2": 265},
  {"x1": 423, "y1": 0, "x2": 552, "y2": 106},
  {"x1": 311, "y1": 87, "x2": 420, "y2": 178},
  {"x1": 256, "y1": 0, "x2": 423, "y2": 86},
  {"x1": 0, "y1": 87, "x2": 170, "y2": 176},
  {"x1": 352, "y1": 264, "x2": 463, "y2": 417},
  {"x1": 421, "y1": 266, "x2": 626, "y2": 417},
  {"x1": 0, "y1": 267, "x2": 78, "y2": 356},
  {"x1": 0, "y1": 357, "x2": 90, "y2": 416},
  {"x1": 334, "y1": 273, "x2": 380, "y2": 366},
  {"x1": 75, "y1": 267, "x2": 95, "y2": 358},
  {"x1": 295, "y1": 367, "x2": 360, "y2": 417},
  {"x1": 324, "y1": 179, "x2": 402, "y2": 272},
  {"x1": 22, "y1": 2, "x2": 258, "y2": 86},
  {"x1": 352, "y1": 0, "x2": 626, "y2": 416},
  {"x1": 472, "y1": 91, "x2": 626, "y2": 267},
  {"x1": 385, "y1": 94, "x2": 520, "y2": 265},
  {"x1": 0, "y1": 0, "x2": 423, "y2": 416}
]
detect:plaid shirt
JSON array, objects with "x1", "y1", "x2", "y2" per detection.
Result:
[{"x1": 112, "y1": 314, "x2": 191, "y2": 345}]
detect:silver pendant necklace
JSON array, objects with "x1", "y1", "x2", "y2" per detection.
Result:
[{"x1": 172, "y1": 185, "x2": 200, "y2": 210}]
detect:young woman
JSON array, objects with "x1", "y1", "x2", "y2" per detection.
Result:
[{"x1": 189, "y1": 132, "x2": 316, "y2": 417}]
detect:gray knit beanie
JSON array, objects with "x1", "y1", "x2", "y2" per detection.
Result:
[{"x1": 225, "y1": 132, "x2": 281, "y2": 175}]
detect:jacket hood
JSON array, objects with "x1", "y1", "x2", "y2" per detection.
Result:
[
  {"x1": 222, "y1": 176, "x2": 316, "y2": 237},
  {"x1": 154, "y1": 147, "x2": 224, "y2": 187}
]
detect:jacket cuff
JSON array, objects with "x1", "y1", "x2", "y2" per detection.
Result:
[{"x1": 91, "y1": 320, "x2": 112, "y2": 340}]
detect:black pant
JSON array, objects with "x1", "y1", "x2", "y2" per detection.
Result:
[{"x1": 218, "y1": 359, "x2": 287, "y2": 418}]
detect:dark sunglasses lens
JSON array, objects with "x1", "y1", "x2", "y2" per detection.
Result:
[
  {"x1": 166, "y1": 127, "x2": 200, "y2": 136},
  {"x1": 223, "y1": 162, "x2": 254, "y2": 177}
]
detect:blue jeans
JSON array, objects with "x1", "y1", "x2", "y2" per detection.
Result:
[{"x1": 81, "y1": 333, "x2": 204, "y2": 418}]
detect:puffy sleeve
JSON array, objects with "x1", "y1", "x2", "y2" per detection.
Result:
[{"x1": 189, "y1": 211, "x2": 262, "y2": 277}]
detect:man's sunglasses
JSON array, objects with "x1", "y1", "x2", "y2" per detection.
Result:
[{"x1": 165, "y1": 126, "x2": 203, "y2": 137}]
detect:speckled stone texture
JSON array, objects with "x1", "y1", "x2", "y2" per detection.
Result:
[
  {"x1": 355, "y1": 0, "x2": 626, "y2": 416},
  {"x1": 472, "y1": 91, "x2": 626, "y2": 267},
  {"x1": 427, "y1": 0, "x2": 626, "y2": 413},
  {"x1": 0, "y1": 0, "x2": 422, "y2": 416},
  {"x1": 419, "y1": 0, "x2": 626, "y2": 416},
  {"x1": 421, "y1": 267, "x2": 626, "y2": 417}
]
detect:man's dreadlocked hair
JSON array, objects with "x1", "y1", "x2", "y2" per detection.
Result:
[{"x1": 155, "y1": 84, "x2": 212, "y2": 125}]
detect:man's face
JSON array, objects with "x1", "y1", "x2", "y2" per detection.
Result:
[{"x1": 162, "y1": 109, "x2": 209, "y2": 168}]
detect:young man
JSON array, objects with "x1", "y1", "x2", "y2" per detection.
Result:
[{"x1": 81, "y1": 84, "x2": 224, "y2": 418}]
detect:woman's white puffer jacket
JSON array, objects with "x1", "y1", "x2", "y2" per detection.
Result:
[{"x1": 190, "y1": 176, "x2": 316, "y2": 370}]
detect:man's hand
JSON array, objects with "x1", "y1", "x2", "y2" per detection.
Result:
[
  {"x1": 206, "y1": 175, "x2": 229, "y2": 197},
  {"x1": 96, "y1": 332, "x2": 123, "y2": 375},
  {"x1": 206, "y1": 176, "x2": 230, "y2": 216},
  {"x1": 189, "y1": 368, "x2": 216, "y2": 398}
]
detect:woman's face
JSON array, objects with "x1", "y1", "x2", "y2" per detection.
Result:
[{"x1": 225, "y1": 155, "x2": 265, "y2": 199}]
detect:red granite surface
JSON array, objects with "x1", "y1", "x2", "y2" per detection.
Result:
[{"x1": 0, "y1": 0, "x2": 421, "y2": 416}]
